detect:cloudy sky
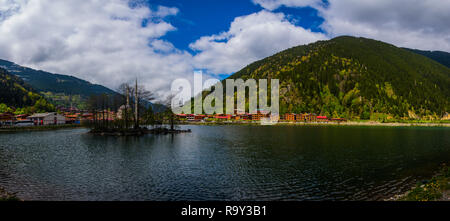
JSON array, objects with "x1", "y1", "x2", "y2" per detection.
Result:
[{"x1": 0, "y1": 0, "x2": 449, "y2": 98}]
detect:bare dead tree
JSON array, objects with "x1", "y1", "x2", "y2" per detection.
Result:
[
  {"x1": 156, "y1": 94, "x2": 177, "y2": 131},
  {"x1": 119, "y1": 81, "x2": 156, "y2": 129}
]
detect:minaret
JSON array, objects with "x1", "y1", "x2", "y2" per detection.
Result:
[
  {"x1": 124, "y1": 84, "x2": 130, "y2": 129},
  {"x1": 126, "y1": 85, "x2": 130, "y2": 107},
  {"x1": 135, "y1": 78, "x2": 139, "y2": 128}
]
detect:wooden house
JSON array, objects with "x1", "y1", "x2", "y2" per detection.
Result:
[
  {"x1": 195, "y1": 115, "x2": 206, "y2": 120},
  {"x1": 215, "y1": 114, "x2": 232, "y2": 120},
  {"x1": 0, "y1": 113, "x2": 16, "y2": 126},
  {"x1": 284, "y1": 113, "x2": 296, "y2": 121}
]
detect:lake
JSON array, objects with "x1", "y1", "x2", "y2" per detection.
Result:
[{"x1": 0, "y1": 125, "x2": 449, "y2": 201}]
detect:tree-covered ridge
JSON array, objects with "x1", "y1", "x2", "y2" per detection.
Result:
[
  {"x1": 228, "y1": 36, "x2": 450, "y2": 120},
  {"x1": 0, "y1": 59, "x2": 118, "y2": 109},
  {"x1": 0, "y1": 59, "x2": 116, "y2": 96},
  {"x1": 405, "y1": 48, "x2": 450, "y2": 69},
  {"x1": 0, "y1": 68, "x2": 54, "y2": 114}
]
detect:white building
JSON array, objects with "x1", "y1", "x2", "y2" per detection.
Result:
[
  {"x1": 28, "y1": 113, "x2": 66, "y2": 125},
  {"x1": 116, "y1": 104, "x2": 131, "y2": 120}
]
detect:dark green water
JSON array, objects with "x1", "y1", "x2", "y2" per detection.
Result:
[{"x1": 0, "y1": 125, "x2": 449, "y2": 201}]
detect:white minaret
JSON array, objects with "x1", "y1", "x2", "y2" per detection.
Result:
[{"x1": 135, "y1": 78, "x2": 139, "y2": 127}]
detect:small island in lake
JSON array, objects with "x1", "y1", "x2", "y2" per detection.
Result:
[{"x1": 87, "y1": 80, "x2": 190, "y2": 136}]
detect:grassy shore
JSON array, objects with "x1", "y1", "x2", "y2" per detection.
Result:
[
  {"x1": 0, "y1": 187, "x2": 20, "y2": 201},
  {"x1": 387, "y1": 165, "x2": 450, "y2": 201},
  {"x1": 0, "y1": 124, "x2": 85, "y2": 133},
  {"x1": 181, "y1": 120, "x2": 450, "y2": 127}
]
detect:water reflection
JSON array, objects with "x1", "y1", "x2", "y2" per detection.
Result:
[{"x1": 0, "y1": 126, "x2": 448, "y2": 201}]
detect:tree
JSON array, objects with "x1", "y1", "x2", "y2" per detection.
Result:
[
  {"x1": 360, "y1": 104, "x2": 371, "y2": 120},
  {"x1": 32, "y1": 98, "x2": 55, "y2": 113},
  {"x1": 156, "y1": 94, "x2": 177, "y2": 131},
  {"x1": 132, "y1": 82, "x2": 156, "y2": 128},
  {"x1": 0, "y1": 103, "x2": 13, "y2": 113},
  {"x1": 86, "y1": 80, "x2": 156, "y2": 132}
]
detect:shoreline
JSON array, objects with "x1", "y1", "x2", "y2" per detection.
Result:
[
  {"x1": 387, "y1": 165, "x2": 450, "y2": 201},
  {"x1": 0, "y1": 124, "x2": 85, "y2": 133},
  {"x1": 180, "y1": 121, "x2": 450, "y2": 128},
  {"x1": 0, "y1": 121, "x2": 448, "y2": 133}
]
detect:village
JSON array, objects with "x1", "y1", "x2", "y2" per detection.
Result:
[
  {"x1": 0, "y1": 107, "x2": 102, "y2": 127},
  {"x1": 0, "y1": 105, "x2": 347, "y2": 127},
  {"x1": 175, "y1": 111, "x2": 347, "y2": 123}
]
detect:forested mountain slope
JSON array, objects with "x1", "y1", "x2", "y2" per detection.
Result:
[
  {"x1": 0, "y1": 68, "x2": 54, "y2": 114},
  {"x1": 227, "y1": 36, "x2": 450, "y2": 119}
]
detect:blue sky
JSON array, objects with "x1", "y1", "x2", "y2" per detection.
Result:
[{"x1": 144, "y1": 0, "x2": 324, "y2": 53}]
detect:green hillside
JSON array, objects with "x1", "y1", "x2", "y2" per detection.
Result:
[
  {"x1": 0, "y1": 68, "x2": 54, "y2": 114},
  {"x1": 0, "y1": 59, "x2": 118, "y2": 109},
  {"x1": 405, "y1": 48, "x2": 450, "y2": 68},
  {"x1": 226, "y1": 36, "x2": 450, "y2": 120}
]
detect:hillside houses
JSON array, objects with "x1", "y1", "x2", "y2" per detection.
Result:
[{"x1": 175, "y1": 112, "x2": 346, "y2": 123}]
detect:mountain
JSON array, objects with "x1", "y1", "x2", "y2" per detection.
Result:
[
  {"x1": 405, "y1": 48, "x2": 450, "y2": 68},
  {"x1": 0, "y1": 68, "x2": 54, "y2": 113},
  {"x1": 0, "y1": 59, "x2": 116, "y2": 96},
  {"x1": 0, "y1": 59, "x2": 117, "y2": 109},
  {"x1": 225, "y1": 36, "x2": 450, "y2": 120}
]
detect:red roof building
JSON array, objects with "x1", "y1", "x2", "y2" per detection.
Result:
[
  {"x1": 195, "y1": 115, "x2": 206, "y2": 120},
  {"x1": 215, "y1": 114, "x2": 232, "y2": 120},
  {"x1": 316, "y1": 116, "x2": 328, "y2": 122}
]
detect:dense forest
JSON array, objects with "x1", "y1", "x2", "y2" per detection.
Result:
[
  {"x1": 405, "y1": 48, "x2": 450, "y2": 69},
  {"x1": 222, "y1": 36, "x2": 450, "y2": 120},
  {"x1": 0, "y1": 68, "x2": 54, "y2": 114}
]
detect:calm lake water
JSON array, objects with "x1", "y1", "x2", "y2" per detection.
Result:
[{"x1": 0, "y1": 125, "x2": 449, "y2": 201}]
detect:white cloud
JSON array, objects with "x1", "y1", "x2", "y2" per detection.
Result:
[
  {"x1": 0, "y1": 0, "x2": 192, "y2": 98},
  {"x1": 318, "y1": 0, "x2": 450, "y2": 51},
  {"x1": 253, "y1": 0, "x2": 450, "y2": 52},
  {"x1": 252, "y1": 0, "x2": 323, "y2": 11},
  {"x1": 1, "y1": 1, "x2": 328, "y2": 99},
  {"x1": 190, "y1": 10, "x2": 327, "y2": 74},
  {"x1": 154, "y1": 5, "x2": 179, "y2": 17},
  {"x1": 3, "y1": 0, "x2": 448, "y2": 101}
]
